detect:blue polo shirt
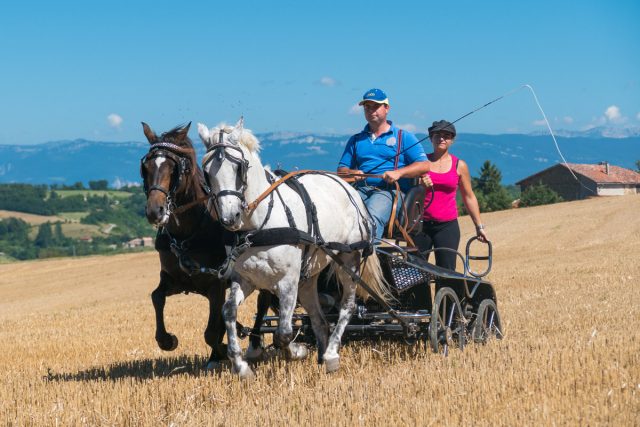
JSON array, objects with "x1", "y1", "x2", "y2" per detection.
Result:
[{"x1": 338, "y1": 122, "x2": 427, "y2": 192}]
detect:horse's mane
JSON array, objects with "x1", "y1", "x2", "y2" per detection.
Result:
[
  {"x1": 212, "y1": 123, "x2": 261, "y2": 154},
  {"x1": 157, "y1": 124, "x2": 203, "y2": 184},
  {"x1": 160, "y1": 124, "x2": 193, "y2": 145}
]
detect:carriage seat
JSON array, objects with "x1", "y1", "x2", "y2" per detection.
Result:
[{"x1": 386, "y1": 183, "x2": 426, "y2": 241}]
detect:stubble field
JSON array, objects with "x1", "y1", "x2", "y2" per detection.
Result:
[{"x1": 1, "y1": 196, "x2": 638, "y2": 425}]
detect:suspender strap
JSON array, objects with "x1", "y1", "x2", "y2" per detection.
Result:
[
  {"x1": 393, "y1": 130, "x2": 403, "y2": 170},
  {"x1": 386, "y1": 128, "x2": 404, "y2": 238}
]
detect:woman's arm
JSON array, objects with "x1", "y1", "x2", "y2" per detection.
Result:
[{"x1": 458, "y1": 160, "x2": 489, "y2": 242}]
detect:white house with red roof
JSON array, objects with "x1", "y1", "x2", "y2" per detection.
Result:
[{"x1": 516, "y1": 162, "x2": 640, "y2": 201}]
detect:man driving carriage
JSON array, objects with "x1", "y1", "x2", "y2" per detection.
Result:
[{"x1": 337, "y1": 88, "x2": 431, "y2": 239}]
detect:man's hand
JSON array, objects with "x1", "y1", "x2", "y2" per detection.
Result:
[
  {"x1": 338, "y1": 168, "x2": 365, "y2": 182},
  {"x1": 420, "y1": 175, "x2": 433, "y2": 188},
  {"x1": 382, "y1": 170, "x2": 402, "y2": 184}
]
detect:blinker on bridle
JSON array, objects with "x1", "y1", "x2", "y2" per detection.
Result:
[
  {"x1": 202, "y1": 129, "x2": 250, "y2": 210},
  {"x1": 140, "y1": 143, "x2": 193, "y2": 216}
]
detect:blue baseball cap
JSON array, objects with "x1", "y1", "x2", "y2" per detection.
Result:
[{"x1": 358, "y1": 88, "x2": 389, "y2": 106}]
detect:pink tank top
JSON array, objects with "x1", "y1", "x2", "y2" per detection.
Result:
[{"x1": 422, "y1": 154, "x2": 459, "y2": 222}]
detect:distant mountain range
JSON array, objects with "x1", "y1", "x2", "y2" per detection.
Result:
[{"x1": 0, "y1": 129, "x2": 638, "y2": 186}]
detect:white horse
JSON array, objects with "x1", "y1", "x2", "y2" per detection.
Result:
[{"x1": 198, "y1": 118, "x2": 392, "y2": 378}]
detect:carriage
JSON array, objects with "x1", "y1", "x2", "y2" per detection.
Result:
[
  {"x1": 141, "y1": 119, "x2": 503, "y2": 378},
  {"x1": 252, "y1": 189, "x2": 503, "y2": 355}
]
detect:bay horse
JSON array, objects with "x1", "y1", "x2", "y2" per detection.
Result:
[
  {"x1": 140, "y1": 122, "x2": 274, "y2": 368},
  {"x1": 198, "y1": 118, "x2": 393, "y2": 378}
]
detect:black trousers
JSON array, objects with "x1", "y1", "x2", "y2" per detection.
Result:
[{"x1": 413, "y1": 219, "x2": 461, "y2": 271}]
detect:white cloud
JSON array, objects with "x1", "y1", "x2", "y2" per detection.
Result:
[
  {"x1": 636, "y1": 112, "x2": 640, "y2": 121},
  {"x1": 604, "y1": 105, "x2": 622, "y2": 123},
  {"x1": 107, "y1": 113, "x2": 123, "y2": 129},
  {"x1": 285, "y1": 145, "x2": 329, "y2": 157},
  {"x1": 563, "y1": 116, "x2": 574, "y2": 124},
  {"x1": 348, "y1": 104, "x2": 361, "y2": 115},
  {"x1": 532, "y1": 119, "x2": 546, "y2": 126},
  {"x1": 396, "y1": 123, "x2": 417, "y2": 133},
  {"x1": 307, "y1": 145, "x2": 328, "y2": 155},
  {"x1": 319, "y1": 76, "x2": 337, "y2": 87}
]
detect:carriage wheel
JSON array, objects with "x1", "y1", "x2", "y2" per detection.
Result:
[
  {"x1": 429, "y1": 287, "x2": 466, "y2": 355},
  {"x1": 472, "y1": 299, "x2": 504, "y2": 344}
]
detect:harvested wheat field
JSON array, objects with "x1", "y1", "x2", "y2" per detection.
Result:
[{"x1": 1, "y1": 195, "x2": 638, "y2": 426}]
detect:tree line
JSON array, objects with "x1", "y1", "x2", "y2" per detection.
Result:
[
  {"x1": 0, "y1": 184, "x2": 153, "y2": 261},
  {"x1": 0, "y1": 162, "x2": 564, "y2": 261}
]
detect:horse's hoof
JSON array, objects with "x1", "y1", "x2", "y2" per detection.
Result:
[
  {"x1": 324, "y1": 356, "x2": 340, "y2": 373},
  {"x1": 157, "y1": 333, "x2": 179, "y2": 351},
  {"x1": 286, "y1": 343, "x2": 309, "y2": 361},
  {"x1": 236, "y1": 363, "x2": 255, "y2": 380},
  {"x1": 245, "y1": 345, "x2": 265, "y2": 362}
]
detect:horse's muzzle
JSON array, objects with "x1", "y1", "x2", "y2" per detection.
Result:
[
  {"x1": 146, "y1": 203, "x2": 170, "y2": 226},
  {"x1": 220, "y1": 213, "x2": 241, "y2": 230}
]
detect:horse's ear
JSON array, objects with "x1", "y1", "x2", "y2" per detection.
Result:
[
  {"x1": 141, "y1": 122, "x2": 158, "y2": 144},
  {"x1": 235, "y1": 116, "x2": 244, "y2": 131},
  {"x1": 177, "y1": 122, "x2": 191, "y2": 141},
  {"x1": 197, "y1": 123, "x2": 212, "y2": 148}
]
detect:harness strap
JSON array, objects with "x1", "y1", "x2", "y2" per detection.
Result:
[
  {"x1": 392, "y1": 217, "x2": 416, "y2": 248},
  {"x1": 386, "y1": 181, "x2": 408, "y2": 239},
  {"x1": 243, "y1": 227, "x2": 317, "y2": 247},
  {"x1": 318, "y1": 246, "x2": 408, "y2": 327},
  {"x1": 267, "y1": 171, "x2": 296, "y2": 228},
  {"x1": 246, "y1": 169, "x2": 320, "y2": 213},
  {"x1": 172, "y1": 193, "x2": 210, "y2": 215}
]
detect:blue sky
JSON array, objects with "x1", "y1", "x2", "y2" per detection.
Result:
[{"x1": 1, "y1": 0, "x2": 638, "y2": 145}]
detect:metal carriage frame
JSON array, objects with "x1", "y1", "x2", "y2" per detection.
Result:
[{"x1": 256, "y1": 235, "x2": 503, "y2": 355}]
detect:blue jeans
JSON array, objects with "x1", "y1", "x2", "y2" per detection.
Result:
[{"x1": 357, "y1": 186, "x2": 404, "y2": 239}]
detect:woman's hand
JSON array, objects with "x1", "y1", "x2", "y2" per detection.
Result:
[
  {"x1": 476, "y1": 226, "x2": 489, "y2": 243},
  {"x1": 420, "y1": 175, "x2": 433, "y2": 188}
]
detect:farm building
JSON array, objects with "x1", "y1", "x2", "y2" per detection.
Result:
[
  {"x1": 516, "y1": 162, "x2": 640, "y2": 201},
  {"x1": 124, "y1": 236, "x2": 153, "y2": 249}
]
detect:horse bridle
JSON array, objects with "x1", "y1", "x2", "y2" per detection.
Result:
[
  {"x1": 140, "y1": 142, "x2": 193, "y2": 213},
  {"x1": 202, "y1": 129, "x2": 250, "y2": 210}
]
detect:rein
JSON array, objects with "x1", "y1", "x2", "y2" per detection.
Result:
[{"x1": 244, "y1": 169, "x2": 416, "y2": 243}]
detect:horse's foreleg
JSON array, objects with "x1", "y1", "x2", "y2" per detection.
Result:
[
  {"x1": 204, "y1": 281, "x2": 227, "y2": 370},
  {"x1": 245, "y1": 290, "x2": 271, "y2": 361},
  {"x1": 151, "y1": 274, "x2": 178, "y2": 351},
  {"x1": 298, "y1": 275, "x2": 329, "y2": 364},
  {"x1": 223, "y1": 278, "x2": 255, "y2": 379},
  {"x1": 273, "y1": 276, "x2": 304, "y2": 360},
  {"x1": 323, "y1": 259, "x2": 358, "y2": 373}
]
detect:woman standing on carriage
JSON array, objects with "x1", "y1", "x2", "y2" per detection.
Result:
[{"x1": 415, "y1": 120, "x2": 489, "y2": 271}]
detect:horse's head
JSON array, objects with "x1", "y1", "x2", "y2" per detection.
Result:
[
  {"x1": 140, "y1": 122, "x2": 196, "y2": 226},
  {"x1": 198, "y1": 117, "x2": 259, "y2": 230}
]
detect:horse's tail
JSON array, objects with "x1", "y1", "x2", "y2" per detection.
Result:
[{"x1": 357, "y1": 251, "x2": 395, "y2": 305}]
